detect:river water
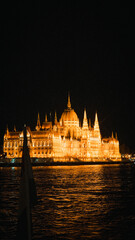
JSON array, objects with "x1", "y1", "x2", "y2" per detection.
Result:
[{"x1": 0, "y1": 164, "x2": 135, "y2": 240}]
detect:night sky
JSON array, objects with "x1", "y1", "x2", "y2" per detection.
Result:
[{"x1": 0, "y1": 2, "x2": 134, "y2": 151}]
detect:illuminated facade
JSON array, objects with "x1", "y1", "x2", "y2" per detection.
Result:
[{"x1": 3, "y1": 95, "x2": 121, "y2": 161}]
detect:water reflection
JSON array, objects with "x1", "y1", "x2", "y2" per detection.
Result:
[
  {"x1": 32, "y1": 165, "x2": 135, "y2": 239},
  {"x1": 0, "y1": 165, "x2": 135, "y2": 239}
]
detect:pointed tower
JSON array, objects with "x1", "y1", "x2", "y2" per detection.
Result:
[
  {"x1": 14, "y1": 125, "x2": 16, "y2": 132},
  {"x1": 67, "y1": 92, "x2": 71, "y2": 109},
  {"x1": 82, "y1": 109, "x2": 88, "y2": 130},
  {"x1": 6, "y1": 125, "x2": 9, "y2": 136},
  {"x1": 54, "y1": 111, "x2": 58, "y2": 125},
  {"x1": 111, "y1": 132, "x2": 114, "y2": 139},
  {"x1": 94, "y1": 112, "x2": 101, "y2": 138},
  {"x1": 36, "y1": 113, "x2": 41, "y2": 131},
  {"x1": 82, "y1": 109, "x2": 89, "y2": 139}
]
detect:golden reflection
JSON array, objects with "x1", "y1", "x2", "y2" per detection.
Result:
[{"x1": 34, "y1": 165, "x2": 114, "y2": 225}]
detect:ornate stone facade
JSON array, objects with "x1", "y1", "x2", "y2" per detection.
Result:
[{"x1": 3, "y1": 95, "x2": 121, "y2": 161}]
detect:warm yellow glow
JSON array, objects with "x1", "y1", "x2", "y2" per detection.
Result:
[{"x1": 3, "y1": 95, "x2": 121, "y2": 161}]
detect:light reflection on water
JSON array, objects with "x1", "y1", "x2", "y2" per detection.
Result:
[{"x1": 0, "y1": 164, "x2": 135, "y2": 239}]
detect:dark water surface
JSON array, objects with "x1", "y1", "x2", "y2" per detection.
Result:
[{"x1": 0, "y1": 164, "x2": 135, "y2": 240}]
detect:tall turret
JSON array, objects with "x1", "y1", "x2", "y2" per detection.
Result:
[
  {"x1": 54, "y1": 111, "x2": 58, "y2": 125},
  {"x1": 82, "y1": 109, "x2": 89, "y2": 139},
  {"x1": 42, "y1": 113, "x2": 52, "y2": 130},
  {"x1": 94, "y1": 112, "x2": 101, "y2": 138},
  {"x1": 82, "y1": 109, "x2": 88, "y2": 130},
  {"x1": 6, "y1": 125, "x2": 9, "y2": 136},
  {"x1": 36, "y1": 113, "x2": 41, "y2": 131}
]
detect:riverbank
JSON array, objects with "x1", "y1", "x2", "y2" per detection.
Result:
[{"x1": 0, "y1": 159, "x2": 132, "y2": 167}]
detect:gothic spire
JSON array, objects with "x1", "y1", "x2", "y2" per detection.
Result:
[
  {"x1": 14, "y1": 125, "x2": 16, "y2": 132},
  {"x1": 67, "y1": 92, "x2": 71, "y2": 109},
  {"x1": 82, "y1": 109, "x2": 88, "y2": 129},
  {"x1": 36, "y1": 113, "x2": 41, "y2": 131},
  {"x1": 54, "y1": 111, "x2": 57, "y2": 125},
  {"x1": 94, "y1": 112, "x2": 100, "y2": 133},
  {"x1": 37, "y1": 113, "x2": 40, "y2": 125},
  {"x1": 6, "y1": 125, "x2": 9, "y2": 135}
]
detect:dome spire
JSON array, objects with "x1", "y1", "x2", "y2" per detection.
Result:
[{"x1": 67, "y1": 92, "x2": 71, "y2": 109}]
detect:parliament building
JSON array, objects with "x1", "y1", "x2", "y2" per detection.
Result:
[{"x1": 3, "y1": 95, "x2": 121, "y2": 161}]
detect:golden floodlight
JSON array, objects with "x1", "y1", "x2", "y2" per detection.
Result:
[{"x1": 3, "y1": 94, "x2": 121, "y2": 161}]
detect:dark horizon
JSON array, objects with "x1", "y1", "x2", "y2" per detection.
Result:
[{"x1": 0, "y1": 2, "x2": 134, "y2": 151}]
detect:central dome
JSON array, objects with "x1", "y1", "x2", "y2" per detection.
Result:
[
  {"x1": 60, "y1": 94, "x2": 79, "y2": 127},
  {"x1": 61, "y1": 108, "x2": 79, "y2": 122}
]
